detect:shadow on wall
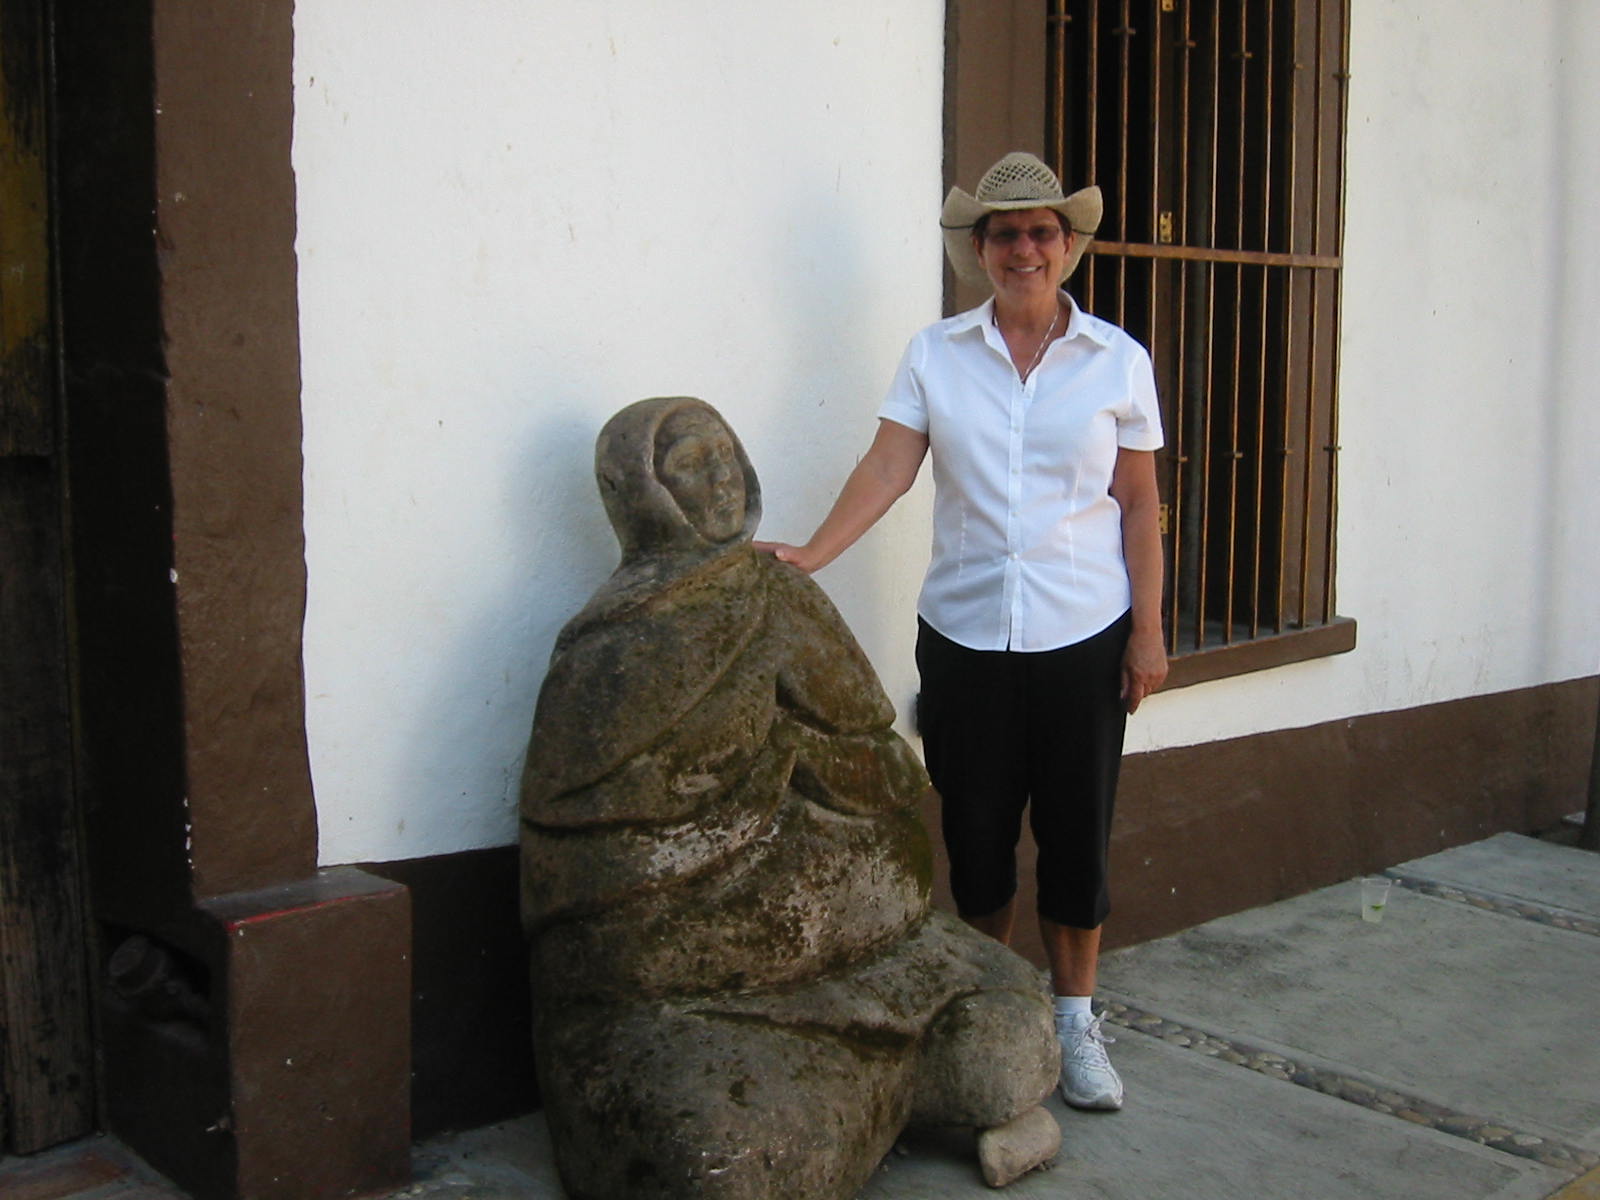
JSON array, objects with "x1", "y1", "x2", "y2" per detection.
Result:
[
  {"x1": 401, "y1": 402, "x2": 616, "y2": 856},
  {"x1": 1534, "y1": 5, "x2": 1600, "y2": 680},
  {"x1": 761, "y1": 184, "x2": 931, "y2": 723},
  {"x1": 376, "y1": 398, "x2": 617, "y2": 1137},
  {"x1": 372, "y1": 178, "x2": 938, "y2": 1135}
]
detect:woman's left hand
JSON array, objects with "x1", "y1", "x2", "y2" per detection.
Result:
[{"x1": 1120, "y1": 626, "x2": 1168, "y2": 714}]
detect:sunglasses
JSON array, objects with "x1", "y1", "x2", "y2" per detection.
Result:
[{"x1": 982, "y1": 224, "x2": 1066, "y2": 247}]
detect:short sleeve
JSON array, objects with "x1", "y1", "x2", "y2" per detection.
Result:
[
  {"x1": 876, "y1": 334, "x2": 929, "y2": 434},
  {"x1": 1117, "y1": 343, "x2": 1165, "y2": 451}
]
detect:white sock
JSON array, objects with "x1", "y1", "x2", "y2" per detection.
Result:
[{"x1": 1053, "y1": 995, "x2": 1093, "y2": 1022}]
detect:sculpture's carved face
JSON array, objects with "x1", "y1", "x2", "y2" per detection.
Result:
[{"x1": 654, "y1": 408, "x2": 747, "y2": 543}]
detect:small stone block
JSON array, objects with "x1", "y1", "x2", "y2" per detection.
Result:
[{"x1": 977, "y1": 1106, "x2": 1062, "y2": 1188}]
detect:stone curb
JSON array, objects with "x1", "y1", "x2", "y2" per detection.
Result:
[{"x1": 1383, "y1": 873, "x2": 1600, "y2": 937}]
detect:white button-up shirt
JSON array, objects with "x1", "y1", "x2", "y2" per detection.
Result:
[{"x1": 878, "y1": 293, "x2": 1163, "y2": 652}]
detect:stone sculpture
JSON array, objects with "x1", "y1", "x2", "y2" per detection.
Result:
[{"x1": 521, "y1": 397, "x2": 1062, "y2": 1199}]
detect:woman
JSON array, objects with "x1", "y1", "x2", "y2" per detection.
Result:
[{"x1": 759, "y1": 152, "x2": 1168, "y2": 1112}]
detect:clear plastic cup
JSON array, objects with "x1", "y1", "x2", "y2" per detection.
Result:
[{"x1": 1361, "y1": 876, "x2": 1393, "y2": 923}]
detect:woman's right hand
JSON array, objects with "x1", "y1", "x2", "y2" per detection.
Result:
[
  {"x1": 753, "y1": 419, "x2": 929, "y2": 578},
  {"x1": 753, "y1": 541, "x2": 821, "y2": 573}
]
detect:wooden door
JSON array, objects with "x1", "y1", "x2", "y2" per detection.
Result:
[{"x1": 0, "y1": 0, "x2": 96, "y2": 1154}]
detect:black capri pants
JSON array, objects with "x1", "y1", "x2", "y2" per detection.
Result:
[{"x1": 915, "y1": 611, "x2": 1130, "y2": 930}]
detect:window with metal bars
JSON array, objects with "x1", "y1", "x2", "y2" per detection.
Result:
[{"x1": 1047, "y1": 0, "x2": 1355, "y2": 681}]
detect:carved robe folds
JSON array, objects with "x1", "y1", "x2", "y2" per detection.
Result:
[{"x1": 521, "y1": 398, "x2": 1060, "y2": 1199}]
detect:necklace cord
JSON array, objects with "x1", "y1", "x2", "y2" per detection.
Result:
[{"x1": 995, "y1": 303, "x2": 1062, "y2": 382}]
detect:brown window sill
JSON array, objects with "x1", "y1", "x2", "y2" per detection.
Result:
[{"x1": 1164, "y1": 616, "x2": 1357, "y2": 692}]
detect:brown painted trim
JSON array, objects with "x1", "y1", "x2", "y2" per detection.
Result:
[
  {"x1": 102, "y1": 870, "x2": 411, "y2": 1200},
  {"x1": 352, "y1": 679, "x2": 1596, "y2": 1140},
  {"x1": 945, "y1": 0, "x2": 1046, "y2": 188},
  {"x1": 920, "y1": 675, "x2": 1599, "y2": 968},
  {"x1": 151, "y1": 0, "x2": 315, "y2": 897},
  {"x1": 1165, "y1": 615, "x2": 1357, "y2": 690},
  {"x1": 54, "y1": 0, "x2": 315, "y2": 913},
  {"x1": 49, "y1": 7, "x2": 413, "y2": 1196},
  {"x1": 1583, "y1": 695, "x2": 1600, "y2": 850},
  {"x1": 362, "y1": 847, "x2": 539, "y2": 1140},
  {"x1": 944, "y1": 0, "x2": 1047, "y2": 316}
]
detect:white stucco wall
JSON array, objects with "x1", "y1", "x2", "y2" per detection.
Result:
[
  {"x1": 297, "y1": 1, "x2": 1600, "y2": 866},
  {"x1": 295, "y1": 2, "x2": 944, "y2": 864}
]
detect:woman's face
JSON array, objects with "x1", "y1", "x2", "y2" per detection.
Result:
[
  {"x1": 973, "y1": 207, "x2": 1073, "y2": 303},
  {"x1": 655, "y1": 409, "x2": 747, "y2": 543}
]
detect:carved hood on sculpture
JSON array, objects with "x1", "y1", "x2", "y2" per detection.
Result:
[{"x1": 520, "y1": 398, "x2": 1061, "y2": 1200}]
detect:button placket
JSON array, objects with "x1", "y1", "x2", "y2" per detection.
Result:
[{"x1": 1004, "y1": 376, "x2": 1026, "y2": 647}]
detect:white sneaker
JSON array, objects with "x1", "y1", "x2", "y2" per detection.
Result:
[{"x1": 1057, "y1": 1012, "x2": 1123, "y2": 1110}]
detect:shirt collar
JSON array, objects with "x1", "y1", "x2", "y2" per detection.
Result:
[
  {"x1": 946, "y1": 291, "x2": 1114, "y2": 349},
  {"x1": 945, "y1": 300, "x2": 994, "y2": 337},
  {"x1": 1060, "y1": 292, "x2": 1113, "y2": 347}
]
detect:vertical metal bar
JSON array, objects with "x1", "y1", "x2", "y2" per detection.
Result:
[
  {"x1": 1148, "y1": 1, "x2": 1171, "y2": 647},
  {"x1": 1323, "y1": 0, "x2": 1352, "y2": 624},
  {"x1": 1170, "y1": 258, "x2": 1187, "y2": 652},
  {"x1": 1175, "y1": 0, "x2": 1202, "y2": 650},
  {"x1": 1298, "y1": 0, "x2": 1327, "y2": 629},
  {"x1": 1149, "y1": 0, "x2": 1163, "y2": 343},
  {"x1": 1299, "y1": 272, "x2": 1318, "y2": 632},
  {"x1": 1233, "y1": 2, "x2": 1251, "y2": 252},
  {"x1": 1249, "y1": 1, "x2": 1276, "y2": 639},
  {"x1": 1247, "y1": 263, "x2": 1266, "y2": 640},
  {"x1": 1115, "y1": 0, "x2": 1132, "y2": 325},
  {"x1": 1177, "y1": 0, "x2": 1192, "y2": 247},
  {"x1": 1275, "y1": 0, "x2": 1301, "y2": 633},
  {"x1": 1221, "y1": 0, "x2": 1250, "y2": 643},
  {"x1": 1087, "y1": 0, "x2": 1101, "y2": 183},
  {"x1": 1195, "y1": 0, "x2": 1221, "y2": 646},
  {"x1": 1086, "y1": 0, "x2": 1101, "y2": 303},
  {"x1": 1310, "y1": 0, "x2": 1329, "y2": 263},
  {"x1": 1049, "y1": 0, "x2": 1067, "y2": 171}
]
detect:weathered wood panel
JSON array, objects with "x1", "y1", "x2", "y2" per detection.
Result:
[
  {"x1": 0, "y1": 458, "x2": 95, "y2": 1154},
  {"x1": 0, "y1": 0, "x2": 96, "y2": 1154}
]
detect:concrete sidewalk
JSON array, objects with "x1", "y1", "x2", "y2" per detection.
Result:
[{"x1": 9, "y1": 833, "x2": 1599, "y2": 1199}]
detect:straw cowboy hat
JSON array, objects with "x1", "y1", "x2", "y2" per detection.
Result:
[{"x1": 940, "y1": 152, "x2": 1102, "y2": 289}]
